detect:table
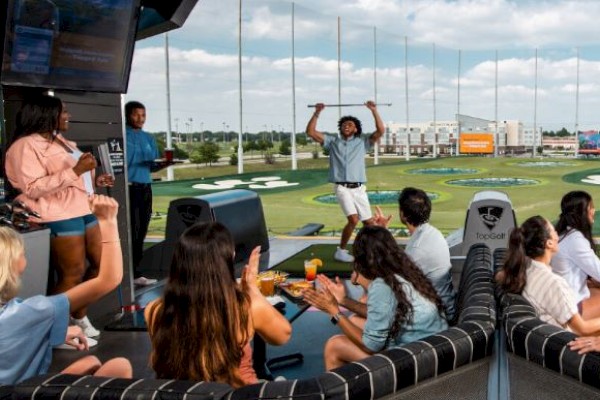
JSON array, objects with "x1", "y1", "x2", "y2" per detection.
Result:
[{"x1": 253, "y1": 285, "x2": 311, "y2": 379}]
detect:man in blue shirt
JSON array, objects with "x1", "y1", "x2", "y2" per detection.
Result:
[
  {"x1": 306, "y1": 101, "x2": 384, "y2": 262},
  {"x1": 125, "y1": 101, "x2": 168, "y2": 286}
]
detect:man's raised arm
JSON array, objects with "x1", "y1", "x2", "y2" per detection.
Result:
[
  {"x1": 306, "y1": 103, "x2": 325, "y2": 144},
  {"x1": 366, "y1": 100, "x2": 385, "y2": 144}
]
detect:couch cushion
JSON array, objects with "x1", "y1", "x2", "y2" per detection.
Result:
[{"x1": 501, "y1": 292, "x2": 600, "y2": 390}]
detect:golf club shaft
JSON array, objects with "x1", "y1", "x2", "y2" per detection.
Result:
[{"x1": 307, "y1": 103, "x2": 392, "y2": 108}]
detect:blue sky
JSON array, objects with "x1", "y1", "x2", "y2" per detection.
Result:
[{"x1": 126, "y1": 0, "x2": 600, "y2": 134}]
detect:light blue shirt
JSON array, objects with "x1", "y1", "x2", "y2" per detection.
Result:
[
  {"x1": 362, "y1": 276, "x2": 448, "y2": 352},
  {"x1": 405, "y1": 223, "x2": 457, "y2": 322},
  {"x1": 323, "y1": 133, "x2": 372, "y2": 183},
  {"x1": 126, "y1": 126, "x2": 159, "y2": 184},
  {"x1": 0, "y1": 294, "x2": 69, "y2": 384}
]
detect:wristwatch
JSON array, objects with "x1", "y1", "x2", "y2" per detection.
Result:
[{"x1": 330, "y1": 311, "x2": 343, "y2": 325}]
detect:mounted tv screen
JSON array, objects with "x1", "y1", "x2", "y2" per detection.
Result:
[{"x1": 1, "y1": 0, "x2": 141, "y2": 93}]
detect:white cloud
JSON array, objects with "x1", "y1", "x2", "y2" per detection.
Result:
[{"x1": 127, "y1": 0, "x2": 600, "y2": 133}]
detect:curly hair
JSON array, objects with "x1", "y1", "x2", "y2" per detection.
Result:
[
  {"x1": 555, "y1": 191, "x2": 595, "y2": 250},
  {"x1": 338, "y1": 115, "x2": 362, "y2": 137},
  {"x1": 149, "y1": 222, "x2": 251, "y2": 387},
  {"x1": 352, "y1": 225, "x2": 444, "y2": 344}
]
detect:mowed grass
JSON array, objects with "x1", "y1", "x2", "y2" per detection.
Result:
[{"x1": 148, "y1": 156, "x2": 600, "y2": 237}]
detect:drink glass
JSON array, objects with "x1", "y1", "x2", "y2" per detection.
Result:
[
  {"x1": 164, "y1": 148, "x2": 174, "y2": 162},
  {"x1": 304, "y1": 260, "x2": 317, "y2": 282},
  {"x1": 260, "y1": 276, "x2": 275, "y2": 297}
]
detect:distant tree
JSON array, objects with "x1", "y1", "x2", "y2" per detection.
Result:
[
  {"x1": 229, "y1": 153, "x2": 238, "y2": 166},
  {"x1": 557, "y1": 127, "x2": 571, "y2": 137},
  {"x1": 296, "y1": 134, "x2": 308, "y2": 146},
  {"x1": 244, "y1": 141, "x2": 258, "y2": 153},
  {"x1": 279, "y1": 139, "x2": 291, "y2": 155},
  {"x1": 190, "y1": 142, "x2": 220, "y2": 166}
]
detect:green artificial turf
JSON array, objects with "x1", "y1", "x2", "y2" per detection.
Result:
[
  {"x1": 271, "y1": 244, "x2": 353, "y2": 278},
  {"x1": 147, "y1": 156, "x2": 600, "y2": 237}
]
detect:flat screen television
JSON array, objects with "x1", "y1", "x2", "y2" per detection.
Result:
[{"x1": 1, "y1": 0, "x2": 141, "y2": 93}]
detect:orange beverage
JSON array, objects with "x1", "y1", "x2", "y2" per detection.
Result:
[
  {"x1": 260, "y1": 276, "x2": 275, "y2": 297},
  {"x1": 304, "y1": 260, "x2": 317, "y2": 282}
]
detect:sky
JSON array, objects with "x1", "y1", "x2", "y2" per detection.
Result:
[{"x1": 126, "y1": 0, "x2": 600, "y2": 135}]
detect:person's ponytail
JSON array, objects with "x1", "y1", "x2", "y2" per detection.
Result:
[{"x1": 498, "y1": 226, "x2": 529, "y2": 294}]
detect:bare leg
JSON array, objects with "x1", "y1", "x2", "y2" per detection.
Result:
[
  {"x1": 93, "y1": 358, "x2": 133, "y2": 378},
  {"x1": 62, "y1": 356, "x2": 101, "y2": 375},
  {"x1": 324, "y1": 334, "x2": 371, "y2": 370},
  {"x1": 72, "y1": 224, "x2": 103, "y2": 319},
  {"x1": 340, "y1": 214, "x2": 359, "y2": 249},
  {"x1": 50, "y1": 235, "x2": 86, "y2": 318}
]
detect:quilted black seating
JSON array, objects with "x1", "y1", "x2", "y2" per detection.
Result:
[
  {"x1": 499, "y1": 290, "x2": 600, "y2": 398},
  {"x1": 11, "y1": 244, "x2": 496, "y2": 400}
]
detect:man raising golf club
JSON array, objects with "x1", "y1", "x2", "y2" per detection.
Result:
[{"x1": 306, "y1": 101, "x2": 385, "y2": 262}]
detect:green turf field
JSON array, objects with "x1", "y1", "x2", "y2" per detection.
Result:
[{"x1": 147, "y1": 156, "x2": 600, "y2": 237}]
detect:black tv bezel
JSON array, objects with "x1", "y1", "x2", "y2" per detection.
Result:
[{"x1": 0, "y1": 0, "x2": 142, "y2": 94}]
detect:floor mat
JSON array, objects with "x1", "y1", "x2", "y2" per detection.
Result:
[{"x1": 271, "y1": 244, "x2": 353, "y2": 278}]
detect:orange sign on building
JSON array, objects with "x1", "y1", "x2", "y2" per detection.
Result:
[{"x1": 459, "y1": 133, "x2": 494, "y2": 154}]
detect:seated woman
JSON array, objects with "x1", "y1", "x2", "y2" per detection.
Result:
[
  {"x1": 497, "y1": 215, "x2": 600, "y2": 334},
  {"x1": 0, "y1": 195, "x2": 131, "y2": 384},
  {"x1": 144, "y1": 222, "x2": 291, "y2": 387},
  {"x1": 551, "y1": 191, "x2": 600, "y2": 319},
  {"x1": 303, "y1": 225, "x2": 448, "y2": 370}
]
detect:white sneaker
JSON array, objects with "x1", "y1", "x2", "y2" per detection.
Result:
[
  {"x1": 54, "y1": 336, "x2": 98, "y2": 350},
  {"x1": 71, "y1": 316, "x2": 101, "y2": 338},
  {"x1": 334, "y1": 247, "x2": 354, "y2": 263},
  {"x1": 133, "y1": 276, "x2": 158, "y2": 286}
]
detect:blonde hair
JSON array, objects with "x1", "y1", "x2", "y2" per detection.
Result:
[{"x1": 0, "y1": 227, "x2": 24, "y2": 303}]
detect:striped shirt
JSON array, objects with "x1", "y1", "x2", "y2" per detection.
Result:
[{"x1": 523, "y1": 259, "x2": 578, "y2": 328}]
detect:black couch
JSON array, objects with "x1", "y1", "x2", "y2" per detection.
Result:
[
  {"x1": 499, "y1": 292, "x2": 600, "y2": 399},
  {"x1": 5, "y1": 244, "x2": 496, "y2": 400}
]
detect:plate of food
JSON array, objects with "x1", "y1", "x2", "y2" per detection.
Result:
[
  {"x1": 256, "y1": 270, "x2": 289, "y2": 286},
  {"x1": 280, "y1": 280, "x2": 314, "y2": 298}
]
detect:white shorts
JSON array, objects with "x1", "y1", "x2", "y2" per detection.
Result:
[{"x1": 334, "y1": 184, "x2": 372, "y2": 222}]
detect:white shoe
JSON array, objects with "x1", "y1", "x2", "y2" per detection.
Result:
[
  {"x1": 334, "y1": 247, "x2": 354, "y2": 263},
  {"x1": 133, "y1": 276, "x2": 158, "y2": 286},
  {"x1": 71, "y1": 316, "x2": 101, "y2": 338},
  {"x1": 54, "y1": 336, "x2": 98, "y2": 350}
]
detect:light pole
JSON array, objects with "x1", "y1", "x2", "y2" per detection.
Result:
[
  {"x1": 174, "y1": 118, "x2": 179, "y2": 144},
  {"x1": 188, "y1": 117, "x2": 193, "y2": 144},
  {"x1": 222, "y1": 122, "x2": 227, "y2": 143}
]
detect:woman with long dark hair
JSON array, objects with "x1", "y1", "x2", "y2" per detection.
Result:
[
  {"x1": 4, "y1": 94, "x2": 114, "y2": 340},
  {"x1": 551, "y1": 191, "x2": 600, "y2": 319},
  {"x1": 497, "y1": 215, "x2": 600, "y2": 334},
  {"x1": 303, "y1": 225, "x2": 448, "y2": 370},
  {"x1": 144, "y1": 222, "x2": 291, "y2": 387}
]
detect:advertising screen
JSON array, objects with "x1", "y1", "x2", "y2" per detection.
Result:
[
  {"x1": 578, "y1": 130, "x2": 600, "y2": 154},
  {"x1": 1, "y1": 0, "x2": 141, "y2": 93},
  {"x1": 459, "y1": 133, "x2": 494, "y2": 154}
]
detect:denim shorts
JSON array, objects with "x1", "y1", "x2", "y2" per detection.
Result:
[{"x1": 46, "y1": 214, "x2": 98, "y2": 237}]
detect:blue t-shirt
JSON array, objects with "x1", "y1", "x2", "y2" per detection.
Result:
[
  {"x1": 0, "y1": 294, "x2": 69, "y2": 384},
  {"x1": 126, "y1": 126, "x2": 159, "y2": 184},
  {"x1": 362, "y1": 277, "x2": 448, "y2": 352},
  {"x1": 323, "y1": 133, "x2": 372, "y2": 183}
]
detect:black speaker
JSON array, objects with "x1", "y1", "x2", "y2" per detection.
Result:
[
  {"x1": 161, "y1": 189, "x2": 270, "y2": 268},
  {"x1": 136, "y1": 0, "x2": 199, "y2": 40}
]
